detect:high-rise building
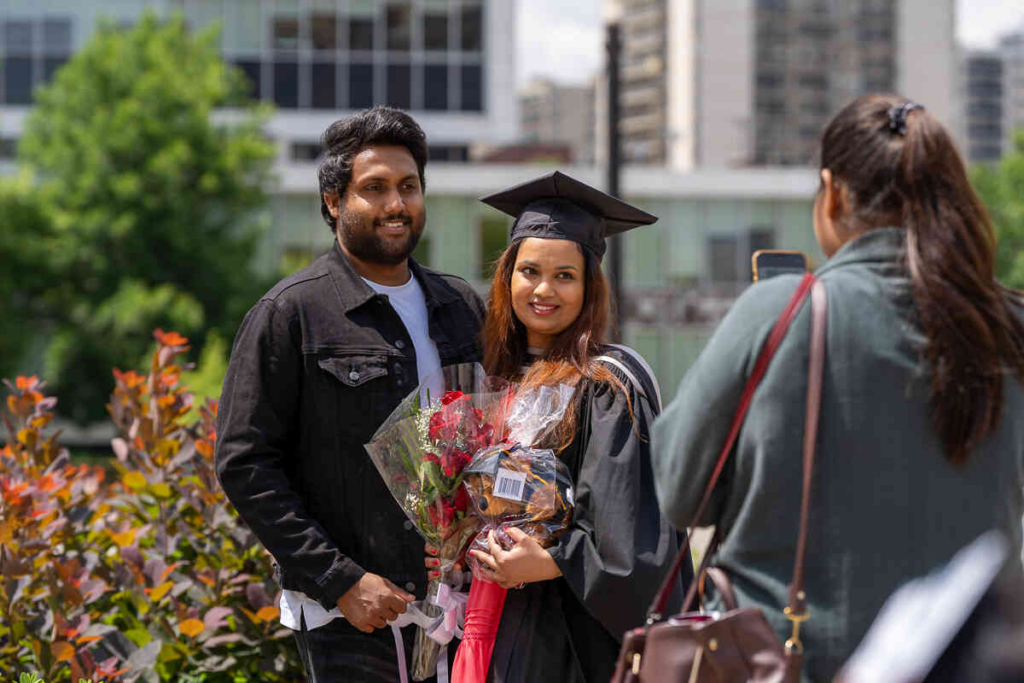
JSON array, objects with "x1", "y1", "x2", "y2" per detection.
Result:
[
  {"x1": 602, "y1": 0, "x2": 959, "y2": 169},
  {"x1": 1000, "y1": 25, "x2": 1024, "y2": 154},
  {"x1": 0, "y1": 0, "x2": 518, "y2": 165},
  {"x1": 519, "y1": 77, "x2": 596, "y2": 163},
  {"x1": 963, "y1": 50, "x2": 1004, "y2": 163}
]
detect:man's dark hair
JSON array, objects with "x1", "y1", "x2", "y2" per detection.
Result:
[{"x1": 317, "y1": 105, "x2": 429, "y2": 232}]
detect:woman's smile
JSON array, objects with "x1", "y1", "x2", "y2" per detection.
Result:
[{"x1": 529, "y1": 301, "x2": 559, "y2": 316}]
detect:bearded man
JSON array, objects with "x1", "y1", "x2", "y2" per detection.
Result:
[{"x1": 215, "y1": 106, "x2": 485, "y2": 683}]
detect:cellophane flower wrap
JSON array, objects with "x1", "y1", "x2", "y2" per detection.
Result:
[
  {"x1": 451, "y1": 384, "x2": 577, "y2": 683},
  {"x1": 364, "y1": 363, "x2": 513, "y2": 681},
  {"x1": 463, "y1": 383, "x2": 577, "y2": 574}
]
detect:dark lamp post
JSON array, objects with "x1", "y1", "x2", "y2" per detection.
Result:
[{"x1": 605, "y1": 16, "x2": 623, "y2": 341}]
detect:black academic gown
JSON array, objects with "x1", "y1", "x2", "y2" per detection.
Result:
[{"x1": 486, "y1": 349, "x2": 686, "y2": 683}]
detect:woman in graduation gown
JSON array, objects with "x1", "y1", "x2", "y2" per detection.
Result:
[{"x1": 453, "y1": 171, "x2": 686, "y2": 682}]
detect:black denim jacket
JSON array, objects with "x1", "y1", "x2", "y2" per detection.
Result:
[{"x1": 215, "y1": 241, "x2": 485, "y2": 610}]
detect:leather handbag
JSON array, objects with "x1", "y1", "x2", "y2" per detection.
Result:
[{"x1": 612, "y1": 273, "x2": 827, "y2": 683}]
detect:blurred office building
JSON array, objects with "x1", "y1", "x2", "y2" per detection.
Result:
[
  {"x1": 960, "y1": 22, "x2": 1024, "y2": 164},
  {"x1": 0, "y1": 0, "x2": 518, "y2": 166},
  {"x1": 963, "y1": 50, "x2": 1005, "y2": 163},
  {"x1": 519, "y1": 76, "x2": 597, "y2": 164},
  {"x1": 0, "y1": 0, "x2": 832, "y2": 401},
  {"x1": 1001, "y1": 25, "x2": 1024, "y2": 155},
  {"x1": 599, "y1": 0, "x2": 959, "y2": 169}
]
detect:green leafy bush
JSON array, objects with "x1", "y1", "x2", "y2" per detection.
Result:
[{"x1": 1, "y1": 331, "x2": 302, "y2": 682}]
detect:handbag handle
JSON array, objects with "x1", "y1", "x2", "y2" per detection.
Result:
[{"x1": 648, "y1": 273, "x2": 825, "y2": 624}]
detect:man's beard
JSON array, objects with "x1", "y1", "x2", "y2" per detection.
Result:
[{"x1": 337, "y1": 208, "x2": 424, "y2": 266}]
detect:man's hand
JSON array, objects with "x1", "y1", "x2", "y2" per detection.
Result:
[{"x1": 336, "y1": 573, "x2": 415, "y2": 633}]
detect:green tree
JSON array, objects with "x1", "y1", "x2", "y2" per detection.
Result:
[
  {"x1": 975, "y1": 130, "x2": 1024, "y2": 288},
  {"x1": 7, "y1": 12, "x2": 276, "y2": 422}
]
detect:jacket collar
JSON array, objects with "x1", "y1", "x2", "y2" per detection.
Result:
[
  {"x1": 815, "y1": 227, "x2": 905, "y2": 276},
  {"x1": 326, "y1": 239, "x2": 459, "y2": 312}
]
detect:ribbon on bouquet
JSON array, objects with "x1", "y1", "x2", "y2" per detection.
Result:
[{"x1": 390, "y1": 584, "x2": 469, "y2": 683}]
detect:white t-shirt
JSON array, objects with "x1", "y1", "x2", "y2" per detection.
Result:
[
  {"x1": 279, "y1": 271, "x2": 442, "y2": 631},
  {"x1": 361, "y1": 273, "x2": 442, "y2": 385}
]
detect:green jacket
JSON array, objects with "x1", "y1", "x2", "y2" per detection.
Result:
[{"x1": 652, "y1": 228, "x2": 1024, "y2": 681}]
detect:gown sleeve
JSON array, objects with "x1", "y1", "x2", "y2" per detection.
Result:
[{"x1": 547, "y1": 370, "x2": 680, "y2": 636}]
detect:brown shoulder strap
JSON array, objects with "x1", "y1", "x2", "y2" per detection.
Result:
[
  {"x1": 648, "y1": 272, "x2": 818, "y2": 622},
  {"x1": 785, "y1": 279, "x2": 826, "y2": 617}
]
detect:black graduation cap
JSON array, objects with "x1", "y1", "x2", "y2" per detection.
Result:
[{"x1": 478, "y1": 171, "x2": 657, "y2": 260}]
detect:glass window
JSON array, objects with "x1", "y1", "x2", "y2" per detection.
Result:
[
  {"x1": 291, "y1": 142, "x2": 322, "y2": 161},
  {"x1": 349, "y1": 62, "x2": 374, "y2": 108},
  {"x1": 0, "y1": 137, "x2": 17, "y2": 159},
  {"x1": 310, "y1": 13, "x2": 337, "y2": 50},
  {"x1": 349, "y1": 9, "x2": 375, "y2": 51},
  {"x1": 42, "y1": 18, "x2": 72, "y2": 55},
  {"x1": 709, "y1": 236, "x2": 739, "y2": 283},
  {"x1": 424, "y1": 64, "x2": 448, "y2": 110},
  {"x1": 311, "y1": 62, "x2": 337, "y2": 108},
  {"x1": 4, "y1": 58, "x2": 34, "y2": 105},
  {"x1": 273, "y1": 61, "x2": 299, "y2": 107},
  {"x1": 424, "y1": 11, "x2": 448, "y2": 50},
  {"x1": 273, "y1": 17, "x2": 300, "y2": 50},
  {"x1": 43, "y1": 57, "x2": 68, "y2": 83},
  {"x1": 461, "y1": 3, "x2": 482, "y2": 51},
  {"x1": 461, "y1": 64, "x2": 482, "y2": 111},
  {"x1": 387, "y1": 63, "x2": 411, "y2": 109},
  {"x1": 479, "y1": 214, "x2": 509, "y2": 279},
  {"x1": 387, "y1": 4, "x2": 411, "y2": 52},
  {"x1": 233, "y1": 60, "x2": 263, "y2": 100},
  {"x1": 4, "y1": 20, "x2": 34, "y2": 55}
]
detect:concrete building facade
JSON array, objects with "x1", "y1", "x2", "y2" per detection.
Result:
[
  {"x1": 604, "y1": 0, "x2": 959, "y2": 169},
  {"x1": 0, "y1": 0, "x2": 519, "y2": 166},
  {"x1": 519, "y1": 77, "x2": 596, "y2": 164},
  {"x1": 0, "y1": 0, "x2": 830, "y2": 401}
]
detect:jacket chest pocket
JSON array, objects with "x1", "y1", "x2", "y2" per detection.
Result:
[
  {"x1": 318, "y1": 354, "x2": 389, "y2": 388},
  {"x1": 316, "y1": 353, "x2": 394, "y2": 443}
]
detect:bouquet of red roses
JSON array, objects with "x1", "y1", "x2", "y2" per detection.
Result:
[{"x1": 364, "y1": 363, "x2": 513, "y2": 681}]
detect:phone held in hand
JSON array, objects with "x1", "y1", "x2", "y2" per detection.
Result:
[{"x1": 751, "y1": 249, "x2": 808, "y2": 282}]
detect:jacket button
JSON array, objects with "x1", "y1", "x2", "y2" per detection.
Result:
[
  {"x1": 405, "y1": 582, "x2": 416, "y2": 592},
  {"x1": 395, "y1": 340, "x2": 406, "y2": 350},
  {"x1": 403, "y1": 520, "x2": 413, "y2": 531},
  {"x1": 348, "y1": 371, "x2": 360, "y2": 381}
]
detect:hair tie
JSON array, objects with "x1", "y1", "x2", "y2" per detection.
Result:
[{"x1": 887, "y1": 102, "x2": 924, "y2": 136}]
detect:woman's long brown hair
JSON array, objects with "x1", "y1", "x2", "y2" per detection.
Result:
[
  {"x1": 481, "y1": 238, "x2": 624, "y2": 450},
  {"x1": 820, "y1": 94, "x2": 1024, "y2": 465}
]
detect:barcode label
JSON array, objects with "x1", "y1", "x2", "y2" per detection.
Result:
[{"x1": 494, "y1": 468, "x2": 527, "y2": 501}]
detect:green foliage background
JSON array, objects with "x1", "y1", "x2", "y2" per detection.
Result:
[
  {"x1": 975, "y1": 131, "x2": 1024, "y2": 289},
  {"x1": 0, "y1": 13, "x2": 276, "y2": 422}
]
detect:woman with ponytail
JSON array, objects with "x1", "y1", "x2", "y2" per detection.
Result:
[{"x1": 653, "y1": 94, "x2": 1024, "y2": 681}]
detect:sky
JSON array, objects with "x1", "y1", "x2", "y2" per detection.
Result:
[{"x1": 516, "y1": 0, "x2": 1024, "y2": 89}]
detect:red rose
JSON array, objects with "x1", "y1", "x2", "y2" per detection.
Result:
[
  {"x1": 441, "y1": 390, "x2": 465, "y2": 406},
  {"x1": 428, "y1": 499, "x2": 456, "y2": 529},
  {"x1": 429, "y1": 408, "x2": 463, "y2": 443},
  {"x1": 453, "y1": 485, "x2": 470, "y2": 512},
  {"x1": 439, "y1": 447, "x2": 472, "y2": 478}
]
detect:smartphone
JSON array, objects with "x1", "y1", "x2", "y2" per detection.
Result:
[{"x1": 751, "y1": 250, "x2": 808, "y2": 282}]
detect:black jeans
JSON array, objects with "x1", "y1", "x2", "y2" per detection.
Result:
[{"x1": 293, "y1": 614, "x2": 450, "y2": 683}]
